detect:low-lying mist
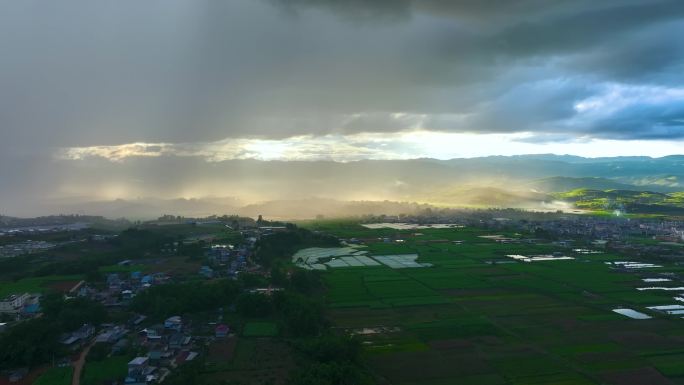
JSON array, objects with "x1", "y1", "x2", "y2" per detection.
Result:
[
  {"x1": 3, "y1": 156, "x2": 682, "y2": 219},
  {"x1": 22, "y1": 184, "x2": 562, "y2": 220}
]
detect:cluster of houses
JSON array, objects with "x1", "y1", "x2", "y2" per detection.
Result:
[
  {"x1": 200, "y1": 223, "x2": 288, "y2": 279},
  {"x1": 505, "y1": 217, "x2": 684, "y2": 261},
  {"x1": 356, "y1": 214, "x2": 684, "y2": 263},
  {"x1": 59, "y1": 324, "x2": 96, "y2": 351},
  {"x1": 124, "y1": 315, "x2": 217, "y2": 384},
  {"x1": 96, "y1": 324, "x2": 131, "y2": 353},
  {"x1": 522, "y1": 217, "x2": 684, "y2": 243},
  {"x1": 92, "y1": 271, "x2": 170, "y2": 306},
  {"x1": 367, "y1": 213, "x2": 683, "y2": 245},
  {"x1": 1, "y1": 220, "x2": 261, "y2": 384},
  {"x1": 0, "y1": 221, "x2": 91, "y2": 237},
  {"x1": 205, "y1": 243, "x2": 251, "y2": 278},
  {"x1": 645, "y1": 221, "x2": 684, "y2": 243},
  {"x1": 0, "y1": 292, "x2": 41, "y2": 318},
  {"x1": 0, "y1": 240, "x2": 57, "y2": 258},
  {"x1": 50, "y1": 313, "x2": 231, "y2": 385},
  {"x1": 59, "y1": 315, "x2": 144, "y2": 353},
  {"x1": 56, "y1": 314, "x2": 227, "y2": 385}
]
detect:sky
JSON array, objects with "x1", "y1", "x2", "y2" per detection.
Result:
[{"x1": 1, "y1": 0, "x2": 684, "y2": 213}]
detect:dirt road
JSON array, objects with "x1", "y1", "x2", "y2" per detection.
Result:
[{"x1": 71, "y1": 341, "x2": 95, "y2": 385}]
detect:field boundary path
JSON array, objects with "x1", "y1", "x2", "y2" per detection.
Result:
[{"x1": 72, "y1": 340, "x2": 95, "y2": 385}]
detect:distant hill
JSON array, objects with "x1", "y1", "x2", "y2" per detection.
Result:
[
  {"x1": 527, "y1": 177, "x2": 648, "y2": 193},
  {"x1": 0, "y1": 214, "x2": 128, "y2": 230},
  {"x1": 34, "y1": 197, "x2": 434, "y2": 220},
  {"x1": 554, "y1": 189, "x2": 684, "y2": 215},
  {"x1": 238, "y1": 198, "x2": 434, "y2": 220},
  {"x1": 47, "y1": 197, "x2": 242, "y2": 220},
  {"x1": 407, "y1": 186, "x2": 554, "y2": 208}
]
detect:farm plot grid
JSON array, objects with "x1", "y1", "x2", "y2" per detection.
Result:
[
  {"x1": 302, "y1": 221, "x2": 684, "y2": 385},
  {"x1": 293, "y1": 247, "x2": 430, "y2": 270}
]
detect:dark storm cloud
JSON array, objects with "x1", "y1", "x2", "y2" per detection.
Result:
[
  {"x1": 2, "y1": 0, "x2": 684, "y2": 214},
  {"x1": 585, "y1": 103, "x2": 684, "y2": 140},
  {"x1": 565, "y1": 20, "x2": 684, "y2": 85},
  {"x1": 274, "y1": 0, "x2": 647, "y2": 24},
  {"x1": 2, "y1": 0, "x2": 684, "y2": 153}
]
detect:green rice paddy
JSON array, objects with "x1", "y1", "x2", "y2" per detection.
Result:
[
  {"x1": 33, "y1": 367, "x2": 73, "y2": 385},
  {"x1": 304, "y1": 221, "x2": 684, "y2": 385},
  {"x1": 243, "y1": 322, "x2": 279, "y2": 337}
]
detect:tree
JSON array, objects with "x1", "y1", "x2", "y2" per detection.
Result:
[
  {"x1": 0, "y1": 318, "x2": 64, "y2": 369},
  {"x1": 289, "y1": 336, "x2": 373, "y2": 385},
  {"x1": 290, "y1": 362, "x2": 374, "y2": 385},
  {"x1": 273, "y1": 292, "x2": 326, "y2": 337},
  {"x1": 41, "y1": 294, "x2": 108, "y2": 330},
  {"x1": 270, "y1": 265, "x2": 288, "y2": 287},
  {"x1": 164, "y1": 357, "x2": 205, "y2": 385},
  {"x1": 298, "y1": 335, "x2": 362, "y2": 364},
  {"x1": 254, "y1": 227, "x2": 339, "y2": 267},
  {"x1": 290, "y1": 270, "x2": 322, "y2": 294},
  {"x1": 236, "y1": 293, "x2": 272, "y2": 317},
  {"x1": 130, "y1": 280, "x2": 239, "y2": 320}
]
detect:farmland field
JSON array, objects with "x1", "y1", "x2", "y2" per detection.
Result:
[
  {"x1": 243, "y1": 322, "x2": 279, "y2": 337},
  {"x1": 304, "y1": 221, "x2": 684, "y2": 385},
  {"x1": 33, "y1": 367, "x2": 73, "y2": 385},
  {"x1": 202, "y1": 338, "x2": 294, "y2": 385},
  {"x1": 0, "y1": 275, "x2": 83, "y2": 297},
  {"x1": 81, "y1": 355, "x2": 130, "y2": 385}
]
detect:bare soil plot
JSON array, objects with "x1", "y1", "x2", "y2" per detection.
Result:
[
  {"x1": 207, "y1": 337, "x2": 238, "y2": 363},
  {"x1": 202, "y1": 339, "x2": 294, "y2": 385}
]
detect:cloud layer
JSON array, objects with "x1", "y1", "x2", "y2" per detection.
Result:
[
  {"x1": 60, "y1": 132, "x2": 684, "y2": 163},
  {"x1": 2, "y1": 0, "x2": 684, "y2": 153},
  {"x1": 1, "y1": 0, "x2": 684, "y2": 214}
]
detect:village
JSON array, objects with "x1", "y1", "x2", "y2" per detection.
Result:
[
  {"x1": 360, "y1": 211, "x2": 684, "y2": 258},
  {"x1": 0, "y1": 218, "x2": 283, "y2": 385},
  {"x1": 1, "y1": 211, "x2": 684, "y2": 384}
]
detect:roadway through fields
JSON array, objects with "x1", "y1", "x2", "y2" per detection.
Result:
[{"x1": 72, "y1": 340, "x2": 95, "y2": 385}]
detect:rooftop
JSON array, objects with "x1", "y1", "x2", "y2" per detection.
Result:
[{"x1": 129, "y1": 357, "x2": 149, "y2": 366}]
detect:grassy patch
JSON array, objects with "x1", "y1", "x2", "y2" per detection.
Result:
[
  {"x1": 98, "y1": 264, "x2": 147, "y2": 273},
  {"x1": 243, "y1": 322, "x2": 279, "y2": 337},
  {"x1": 0, "y1": 275, "x2": 83, "y2": 297},
  {"x1": 81, "y1": 355, "x2": 130, "y2": 385},
  {"x1": 34, "y1": 367, "x2": 73, "y2": 385}
]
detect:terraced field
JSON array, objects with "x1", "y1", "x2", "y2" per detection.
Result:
[{"x1": 306, "y1": 221, "x2": 684, "y2": 385}]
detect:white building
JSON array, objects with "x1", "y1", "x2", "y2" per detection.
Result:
[{"x1": 0, "y1": 293, "x2": 30, "y2": 314}]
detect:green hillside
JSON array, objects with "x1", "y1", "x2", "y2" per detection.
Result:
[
  {"x1": 411, "y1": 186, "x2": 553, "y2": 208},
  {"x1": 555, "y1": 189, "x2": 684, "y2": 214},
  {"x1": 528, "y1": 177, "x2": 642, "y2": 193}
]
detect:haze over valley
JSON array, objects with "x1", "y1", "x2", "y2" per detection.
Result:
[{"x1": 4, "y1": 155, "x2": 682, "y2": 219}]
